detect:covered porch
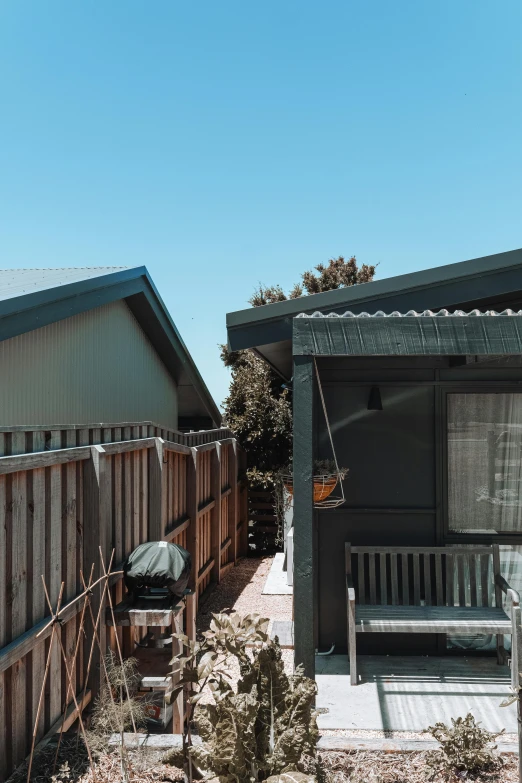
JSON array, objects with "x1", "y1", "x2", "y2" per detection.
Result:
[{"x1": 291, "y1": 309, "x2": 522, "y2": 680}]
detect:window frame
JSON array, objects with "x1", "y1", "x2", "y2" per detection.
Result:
[{"x1": 442, "y1": 385, "x2": 522, "y2": 543}]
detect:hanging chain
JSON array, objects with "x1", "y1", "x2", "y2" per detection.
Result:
[{"x1": 313, "y1": 357, "x2": 345, "y2": 504}]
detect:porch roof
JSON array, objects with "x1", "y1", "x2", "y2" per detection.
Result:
[
  {"x1": 293, "y1": 310, "x2": 522, "y2": 357},
  {"x1": 226, "y1": 248, "x2": 522, "y2": 378}
]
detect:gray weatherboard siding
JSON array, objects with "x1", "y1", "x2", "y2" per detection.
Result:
[{"x1": 0, "y1": 300, "x2": 178, "y2": 427}]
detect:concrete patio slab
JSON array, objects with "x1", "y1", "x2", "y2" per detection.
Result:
[
  {"x1": 262, "y1": 552, "x2": 293, "y2": 595},
  {"x1": 316, "y1": 655, "x2": 516, "y2": 734}
]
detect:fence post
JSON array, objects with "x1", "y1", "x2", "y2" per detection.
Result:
[
  {"x1": 240, "y1": 448, "x2": 249, "y2": 555},
  {"x1": 211, "y1": 443, "x2": 222, "y2": 584},
  {"x1": 228, "y1": 441, "x2": 239, "y2": 564},
  {"x1": 148, "y1": 438, "x2": 165, "y2": 540},
  {"x1": 186, "y1": 448, "x2": 199, "y2": 597},
  {"x1": 82, "y1": 445, "x2": 110, "y2": 698}
]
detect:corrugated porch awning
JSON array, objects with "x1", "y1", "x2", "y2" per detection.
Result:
[{"x1": 293, "y1": 309, "x2": 522, "y2": 357}]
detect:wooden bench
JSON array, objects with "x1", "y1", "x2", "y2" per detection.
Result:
[{"x1": 345, "y1": 543, "x2": 520, "y2": 686}]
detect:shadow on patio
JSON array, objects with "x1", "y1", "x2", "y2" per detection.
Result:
[{"x1": 315, "y1": 655, "x2": 517, "y2": 734}]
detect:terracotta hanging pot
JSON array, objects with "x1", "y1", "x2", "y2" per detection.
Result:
[{"x1": 283, "y1": 474, "x2": 339, "y2": 503}]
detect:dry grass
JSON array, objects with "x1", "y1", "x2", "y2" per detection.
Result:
[
  {"x1": 318, "y1": 749, "x2": 518, "y2": 782},
  {"x1": 8, "y1": 737, "x2": 183, "y2": 783}
]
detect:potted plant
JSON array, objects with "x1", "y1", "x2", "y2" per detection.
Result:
[{"x1": 282, "y1": 459, "x2": 349, "y2": 504}]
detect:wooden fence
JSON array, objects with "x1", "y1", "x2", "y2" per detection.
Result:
[
  {"x1": 248, "y1": 487, "x2": 278, "y2": 550},
  {"x1": 0, "y1": 429, "x2": 247, "y2": 781},
  {"x1": 0, "y1": 422, "x2": 234, "y2": 454}
]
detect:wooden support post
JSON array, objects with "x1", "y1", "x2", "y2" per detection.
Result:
[
  {"x1": 511, "y1": 602, "x2": 522, "y2": 783},
  {"x1": 211, "y1": 443, "x2": 222, "y2": 584},
  {"x1": 186, "y1": 448, "x2": 199, "y2": 597},
  {"x1": 171, "y1": 610, "x2": 183, "y2": 734},
  {"x1": 228, "y1": 442, "x2": 239, "y2": 564},
  {"x1": 185, "y1": 592, "x2": 197, "y2": 644},
  {"x1": 10, "y1": 431, "x2": 28, "y2": 769},
  {"x1": 148, "y1": 438, "x2": 165, "y2": 540},
  {"x1": 0, "y1": 435, "x2": 6, "y2": 782},
  {"x1": 292, "y1": 354, "x2": 315, "y2": 679},
  {"x1": 82, "y1": 445, "x2": 110, "y2": 698},
  {"x1": 239, "y1": 448, "x2": 248, "y2": 556}
]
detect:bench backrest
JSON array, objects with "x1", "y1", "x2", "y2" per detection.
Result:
[{"x1": 345, "y1": 543, "x2": 502, "y2": 608}]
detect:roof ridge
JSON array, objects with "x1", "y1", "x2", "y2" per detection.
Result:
[
  {"x1": 0, "y1": 266, "x2": 131, "y2": 271},
  {"x1": 298, "y1": 308, "x2": 522, "y2": 318}
]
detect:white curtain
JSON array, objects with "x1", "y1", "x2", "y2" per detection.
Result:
[{"x1": 448, "y1": 393, "x2": 522, "y2": 534}]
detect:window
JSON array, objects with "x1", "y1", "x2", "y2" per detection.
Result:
[{"x1": 447, "y1": 393, "x2": 522, "y2": 535}]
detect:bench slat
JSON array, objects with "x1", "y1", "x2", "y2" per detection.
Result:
[
  {"x1": 446, "y1": 553, "x2": 454, "y2": 607},
  {"x1": 355, "y1": 605, "x2": 512, "y2": 635},
  {"x1": 390, "y1": 553, "x2": 398, "y2": 606},
  {"x1": 457, "y1": 555, "x2": 466, "y2": 606},
  {"x1": 380, "y1": 553, "x2": 387, "y2": 605},
  {"x1": 350, "y1": 546, "x2": 493, "y2": 555},
  {"x1": 413, "y1": 554, "x2": 421, "y2": 605},
  {"x1": 435, "y1": 553, "x2": 443, "y2": 606},
  {"x1": 369, "y1": 554, "x2": 377, "y2": 605},
  {"x1": 470, "y1": 554, "x2": 478, "y2": 607},
  {"x1": 423, "y1": 553, "x2": 431, "y2": 606},
  {"x1": 358, "y1": 553, "x2": 365, "y2": 606},
  {"x1": 481, "y1": 554, "x2": 490, "y2": 607},
  {"x1": 402, "y1": 554, "x2": 409, "y2": 606}
]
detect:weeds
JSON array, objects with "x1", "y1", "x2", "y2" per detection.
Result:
[{"x1": 425, "y1": 713, "x2": 504, "y2": 780}]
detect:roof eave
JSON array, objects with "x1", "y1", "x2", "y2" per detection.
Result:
[{"x1": 226, "y1": 248, "x2": 522, "y2": 352}]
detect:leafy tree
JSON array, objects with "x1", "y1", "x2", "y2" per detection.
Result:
[
  {"x1": 221, "y1": 255, "x2": 376, "y2": 549},
  {"x1": 248, "y1": 255, "x2": 376, "y2": 305}
]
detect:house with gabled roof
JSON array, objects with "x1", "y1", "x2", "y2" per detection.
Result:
[
  {"x1": 226, "y1": 248, "x2": 522, "y2": 719},
  {"x1": 0, "y1": 266, "x2": 220, "y2": 431}
]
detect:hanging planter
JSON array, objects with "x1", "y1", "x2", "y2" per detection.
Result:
[
  {"x1": 281, "y1": 358, "x2": 350, "y2": 509},
  {"x1": 283, "y1": 460, "x2": 349, "y2": 506}
]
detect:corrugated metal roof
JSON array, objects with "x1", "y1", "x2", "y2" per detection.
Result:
[
  {"x1": 297, "y1": 308, "x2": 522, "y2": 318},
  {"x1": 0, "y1": 267, "x2": 131, "y2": 302}
]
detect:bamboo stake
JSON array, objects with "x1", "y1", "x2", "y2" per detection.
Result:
[
  {"x1": 98, "y1": 547, "x2": 138, "y2": 736},
  {"x1": 35, "y1": 571, "x2": 124, "y2": 638},
  {"x1": 41, "y1": 577, "x2": 97, "y2": 782},
  {"x1": 26, "y1": 582, "x2": 65, "y2": 783},
  {"x1": 79, "y1": 550, "x2": 116, "y2": 715},
  {"x1": 75, "y1": 566, "x2": 121, "y2": 752},
  {"x1": 52, "y1": 564, "x2": 95, "y2": 774}
]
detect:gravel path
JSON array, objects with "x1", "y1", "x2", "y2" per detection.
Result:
[
  {"x1": 196, "y1": 555, "x2": 294, "y2": 684},
  {"x1": 196, "y1": 555, "x2": 292, "y2": 632}
]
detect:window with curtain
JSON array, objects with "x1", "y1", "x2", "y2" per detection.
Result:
[{"x1": 448, "y1": 393, "x2": 522, "y2": 534}]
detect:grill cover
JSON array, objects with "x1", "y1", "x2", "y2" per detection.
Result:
[{"x1": 123, "y1": 541, "x2": 191, "y2": 599}]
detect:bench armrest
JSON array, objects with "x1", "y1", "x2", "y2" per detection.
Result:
[
  {"x1": 495, "y1": 573, "x2": 520, "y2": 606},
  {"x1": 346, "y1": 574, "x2": 356, "y2": 603}
]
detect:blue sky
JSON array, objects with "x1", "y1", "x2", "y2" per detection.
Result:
[{"x1": 0, "y1": 2, "x2": 521, "y2": 407}]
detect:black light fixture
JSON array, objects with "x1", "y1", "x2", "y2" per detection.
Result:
[{"x1": 367, "y1": 386, "x2": 383, "y2": 411}]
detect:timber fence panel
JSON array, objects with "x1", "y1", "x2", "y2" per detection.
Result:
[
  {"x1": 0, "y1": 423, "x2": 236, "y2": 454},
  {"x1": 0, "y1": 428, "x2": 244, "y2": 781}
]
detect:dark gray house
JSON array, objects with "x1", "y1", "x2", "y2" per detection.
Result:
[
  {"x1": 0, "y1": 266, "x2": 220, "y2": 431},
  {"x1": 227, "y1": 248, "x2": 522, "y2": 677}
]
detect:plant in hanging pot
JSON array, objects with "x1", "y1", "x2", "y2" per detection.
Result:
[{"x1": 282, "y1": 459, "x2": 349, "y2": 504}]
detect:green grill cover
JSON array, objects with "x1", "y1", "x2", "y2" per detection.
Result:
[{"x1": 123, "y1": 541, "x2": 191, "y2": 599}]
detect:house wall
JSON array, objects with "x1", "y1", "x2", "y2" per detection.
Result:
[
  {"x1": 314, "y1": 355, "x2": 522, "y2": 653},
  {"x1": 0, "y1": 300, "x2": 178, "y2": 428}
]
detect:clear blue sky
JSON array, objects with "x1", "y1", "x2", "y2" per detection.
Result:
[{"x1": 1, "y1": 2, "x2": 521, "y2": 407}]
